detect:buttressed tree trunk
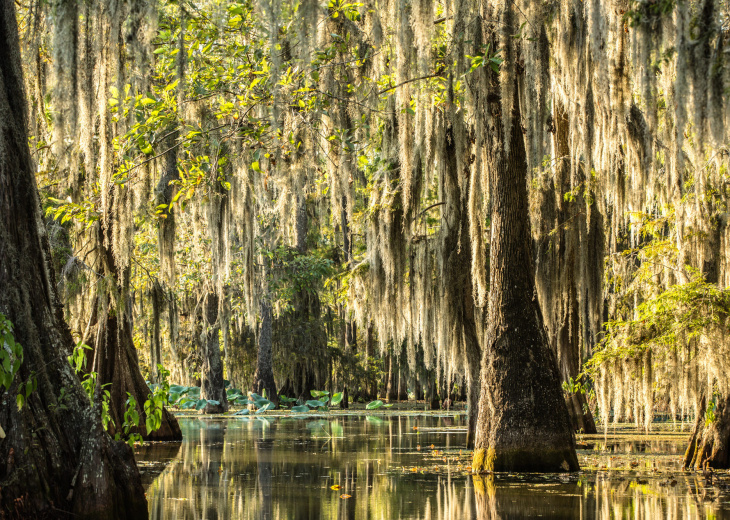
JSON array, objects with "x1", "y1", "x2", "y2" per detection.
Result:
[
  {"x1": 684, "y1": 394, "x2": 730, "y2": 470},
  {"x1": 92, "y1": 222, "x2": 181, "y2": 441},
  {"x1": 252, "y1": 298, "x2": 278, "y2": 406},
  {"x1": 472, "y1": 85, "x2": 579, "y2": 473},
  {"x1": 200, "y1": 290, "x2": 229, "y2": 413},
  {"x1": 0, "y1": 2, "x2": 147, "y2": 516}
]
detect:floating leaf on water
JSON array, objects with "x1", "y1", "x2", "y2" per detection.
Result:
[
  {"x1": 306, "y1": 399, "x2": 327, "y2": 408},
  {"x1": 366, "y1": 400, "x2": 384, "y2": 410},
  {"x1": 233, "y1": 409, "x2": 250, "y2": 416},
  {"x1": 340, "y1": 494, "x2": 351, "y2": 499},
  {"x1": 256, "y1": 402, "x2": 276, "y2": 413},
  {"x1": 330, "y1": 485, "x2": 341, "y2": 490},
  {"x1": 291, "y1": 405, "x2": 310, "y2": 413}
]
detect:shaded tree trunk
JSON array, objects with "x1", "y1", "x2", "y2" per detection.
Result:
[
  {"x1": 0, "y1": 3, "x2": 148, "y2": 515},
  {"x1": 441, "y1": 121, "x2": 482, "y2": 448},
  {"x1": 252, "y1": 298, "x2": 278, "y2": 406},
  {"x1": 426, "y1": 375, "x2": 440, "y2": 410},
  {"x1": 472, "y1": 83, "x2": 578, "y2": 472},
  {"x1": 534, "y1": 101, "x2": 597, "y2": 434},
  {"x1": 92, "y1": 224, "x2": 181, "y2": 442},
  {"x1": 363, "y1": 323, "x2": 374, "y2": 399},
  {"x1": 200, "y1": 291, "x2": 228, "y2": 413},
  {"x1": 684, "y1": 394, "x2": 730, "y2": 469},
  {"x1": 386, "y1": 353, "x2": 398, "y2": 401},
  {"x1": 148, "y1": 281, "x2": 163, "y2": 383}
]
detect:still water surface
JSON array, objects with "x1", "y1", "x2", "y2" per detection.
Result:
[{"x1": 136, "y1": 414, "x2": 730, "y2": 519}]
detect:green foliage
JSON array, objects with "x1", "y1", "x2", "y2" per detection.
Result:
[
  {"x1": 0, "y1": 313, "x2": 23, "y2": 393},
  {"x1": 265, "y1": 246, "x2": 334, "y2": 314},
  {"x1": 561, "y1": 377, "x2": 587, "y2": 396},
  {"x1": 68, "y1": 342, "x2": 91, "y2": 373},
  {"x1": 587, "y1": 210, "x2": 730, "y2": 373},
  {"x1": 144, "y1": 364, "x2": 170, "y2": 434},
  {"x1": 44, "y1": 197, "x2": 99, "y2": 229},
  {"x1": 465, "y1": 44, "x2": 503, "y2": 74},
  {"x1": 365, "y1": 400, "x2": 393, "y2": 410},
  {"x1": 624, "y1": 0, "x2": 676, "y2": 27},
  {"x1": 117, "y1": 393, "x2": 143, "y2": 447},
  {"x1": 705, "y1": 395, "x2": 718, "y2": 426}
]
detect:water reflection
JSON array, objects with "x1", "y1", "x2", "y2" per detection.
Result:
[{"x1": 138, "y1": 415, "x2": 730, "y2": 519}]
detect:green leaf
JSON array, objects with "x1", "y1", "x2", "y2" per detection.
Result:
[
  {"x1": 254, "y1": 398, "x2": 271, "y2": 408},
  {"x1": 256, "y1": 402, "x2": 276, "y2": 413},
  {"x1": 366, "y1": 400, "x2": 384, "y2": 410},
  {"x1": 251, "y1": 161, "x2": 261, "y2": 172},
  {"x1": 330, "y1": 392, "x2": 343, "y2": 406},
  {"x1": 305, "y1": 399, "x2": 326, "y2": 408},
  {"x1": 195, "y1": 399, "x2": 208, "y2": 410},
  {"x1": 291, "y1": 405, "x2": 310, "y2": 413}
]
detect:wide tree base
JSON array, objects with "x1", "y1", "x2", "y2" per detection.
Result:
[
  {"x1": 472, "y1": 312, "x2": 580, "y2": 473},
  {"x1": 566, "y1": 393, "x2": 598, "y2": 434},
  {"x1": 473, "y1": 444, "x2": 579, "y2": 473},
  {"x1": 684, "y1": 395, "x2": 730, "y2": 470},
  {"x1": 96, "y1": 315, "x2": 182, "y2": 442}
]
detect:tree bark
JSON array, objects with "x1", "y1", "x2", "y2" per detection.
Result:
[
  {"x1": 148, "y1": 281, "x2": 163, "y2": 384},
  {"x1": 365, "y1": 323, "x2": 376, "y2": 399},
  {"x1": 91, "y1": 221, "x2": 181, "y2": 442},
  {"x1": 534, "y1": 101, "x2": 597, "y2": 434},
  {"x1": 472, "y1": 84, "x2": 578, "y2": 473},
  {"x1": 440, "y1": 121, "x2": 482, "y2": 448},
  {"x1": 200, "y1": 291, "x2": 229, "y2": 414},
  {"x1": 684, "y1": 394, "x2": 730, "y2": 469},
  {"x1": 385, "y1": 353, "x2": 397, "y2": 401},
  {"x1": 252, "y1": 298, "x2": 278, "y2": 406},
  {"x1": 0, "y1": 2, "x2": 148, "y2": 515}
]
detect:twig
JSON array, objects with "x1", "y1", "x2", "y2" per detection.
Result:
[{"x1": 377, "y1": 74, "x2": 442, "y2": 96}]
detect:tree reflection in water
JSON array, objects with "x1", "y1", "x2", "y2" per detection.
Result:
[{"x1": 139, "y1": 416, "x2": 730, "y2": 519}]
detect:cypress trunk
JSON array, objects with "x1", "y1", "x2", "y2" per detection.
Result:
[
  {"x1": 684, "y1": 394, "x2": 730, "y2": 469},
  {"x1": 0, "y1": 2, "x2": 148, "y2": 515},
  {"x1": 472, "y1": 86, "x2": 578, "y2": 473},
  {"x1": 200, "y1": 291, "x2": 229, "y2": 413},
  {"x1": 534, "y1": 102, "x2": 597, "y2": 434},
  {"x1": 252, "y1": 298, "x2": 278, "y2": 406},
  {"x1": 386, "y1": 353, "x2": 397, "y2": 401},
  {"x1": 441, "y1": 122, "x2": 482, "y2": 448},
  {"x1": 90, "y1": 211, "x2": 181, "y2": 442}
]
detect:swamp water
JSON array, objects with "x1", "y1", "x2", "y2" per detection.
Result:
[{"x1": 136, "y1": 414, "x2": 730, "y2": 519}]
